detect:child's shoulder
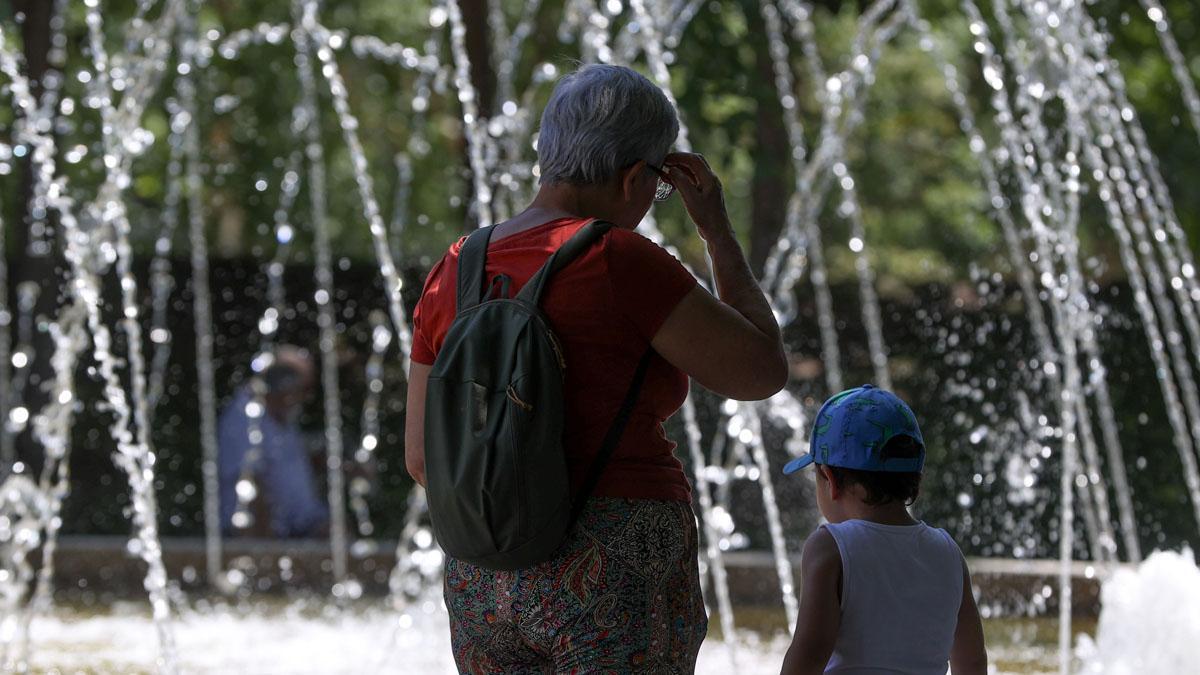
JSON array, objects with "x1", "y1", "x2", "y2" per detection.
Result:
[
  {"x1": 802, "y1": 526, "x2": 842, "y2": 569},
  {"x1": 918, "y1": 521, "x2": 964, "y2": 552},
  {"x1": 823, "y1": 520, "x2": 964, "y2": 558}
]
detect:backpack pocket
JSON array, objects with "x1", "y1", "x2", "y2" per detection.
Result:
[
  {"x1": 471, "y1": 381, "x2": 490, "y2": 434},
  {"x1": 505, "y1": 377, "x2": 535, "y2": 540},
  {"x1": 425, "y1": 376, "x2": 509, "y2": 558}
]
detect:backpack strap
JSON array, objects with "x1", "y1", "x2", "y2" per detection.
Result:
[
  {"x1": 456, "y1": 225, "x2": 497, "y2": 315},
  {"x1": 569, "y1": 347, "x2": 655, "y2": 524},
  {"x1": 515, "y1": 219, "x2": 613, "y2": 306}
]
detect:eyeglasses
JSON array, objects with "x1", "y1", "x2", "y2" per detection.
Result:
[{"x1": 645, "y1": 163, "x2": 675, "y2": 202}]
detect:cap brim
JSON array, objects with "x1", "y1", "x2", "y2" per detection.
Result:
[{"x1": 782, "y1": 454, "x2": 816, "y2": 474}]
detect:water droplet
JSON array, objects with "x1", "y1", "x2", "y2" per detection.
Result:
[
  {"x1": 414, "y1": 529, "x2": 433, "y2": 549},
  {"x1": 236, "y1": 479, "x2": 258, "y2": 502},
  {"x1": 9, "y1": 407, "x2": 29, "y2": 427}
]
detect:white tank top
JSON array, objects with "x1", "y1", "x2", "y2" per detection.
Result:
[{"x1": 823, "y1": 520, "x2": 964, "y2": 675}]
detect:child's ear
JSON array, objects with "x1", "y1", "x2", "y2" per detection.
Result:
[{"x1": 818, "y1": 465, "x2": 840, "y2": 499}]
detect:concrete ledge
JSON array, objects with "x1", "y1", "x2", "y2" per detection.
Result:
[
  {"x1": 720, "y1": 550, "x2": 1130, "y2": 578},
  {"x1": 46, "y1": 536, "x2": 1112, "y2": 615}
]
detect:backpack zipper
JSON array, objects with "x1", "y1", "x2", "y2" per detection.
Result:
[
  {"x1": 546, "y1": 331, "x2": 567, "y2": 372},
  {"x1": 507, "y1": 386, "x2": 534, "y2": 412},
  {"x1": 461, "y1": 299, "x2": 568, "y2": 374}
]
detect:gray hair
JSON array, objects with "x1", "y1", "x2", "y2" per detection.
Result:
[{"x1": 536, "y1": 64, "x2": 679, "y2": 185}]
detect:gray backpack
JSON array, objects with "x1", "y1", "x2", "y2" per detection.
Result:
[{"x1": 424, "y1": 219, "x2": 651, "y2": 570}]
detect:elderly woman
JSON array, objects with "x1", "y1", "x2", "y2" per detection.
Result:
[{"x1": 406, "y1": 64, "x2": 787, "y2": 672}]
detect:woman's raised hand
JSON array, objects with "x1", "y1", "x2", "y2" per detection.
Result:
[
  {"x1": 663, "y1": 152, "x2": 733, "y2": 243},
  {"x1": 651, "y1": 151, "x2": 788, "y2": 401}
]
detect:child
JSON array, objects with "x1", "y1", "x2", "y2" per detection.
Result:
[{"x1": 780, "y1": 385, "x2": 988, "y2": 675}]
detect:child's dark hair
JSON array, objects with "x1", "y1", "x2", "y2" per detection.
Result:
[{"x1": 827, "y1": 435, "x2": 923, "y2": 506}]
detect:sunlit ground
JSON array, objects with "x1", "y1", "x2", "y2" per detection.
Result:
[
  {"x1": 22, "y1": 598, "x2": 1077, "y2": 674},
  {"x1": 707, "y1": 608, "x2": 1082, "y2": 674}
]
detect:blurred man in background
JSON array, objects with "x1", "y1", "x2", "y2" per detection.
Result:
[{"x1": 218, "y1": 346, "x2": 329, "y2": 538}]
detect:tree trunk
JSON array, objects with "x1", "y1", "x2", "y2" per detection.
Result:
[
  {"x1": 458, "y1": 0, "x2": 498, "y2": 230},
  {"x1": 11, "y1": 1, "x2": 63, "y2": 472},
  {"x1": 12, "y1": 0, "x2": 52, "y2": 261},
  {"x1": 460, "y1": 0, "x2": 497, "y2": 120},
  {"x1": 743, "y1": 0, "x2": 791, "y2": 275}
]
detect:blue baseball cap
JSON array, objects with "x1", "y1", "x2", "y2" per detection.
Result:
[{"x1": 782, "y1": 385, "x2": 925, "y2": 474}]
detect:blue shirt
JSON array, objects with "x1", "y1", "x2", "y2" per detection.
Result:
[{"x1": 217, "y1": 387, "x2": 329, "y2": 537}]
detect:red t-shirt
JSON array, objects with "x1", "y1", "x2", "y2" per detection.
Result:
[{"x1": 411, "y1": 217, "x2": 698, "y2": 502}]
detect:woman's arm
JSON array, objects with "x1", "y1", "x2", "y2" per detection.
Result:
[
  {"x1": 653, "y1": 153, "x2": 788, "y2": 401},
  {"x1": 782, "y1": 527, "x2": 842, "y2": 675},
  {"x1": 404, "y1": 362, "x2": 432, "y2": 487},
  {"x1": 949, "y1": 558, "x2": 988, "y2": 675}
]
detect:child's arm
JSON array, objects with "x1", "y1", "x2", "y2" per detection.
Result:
[
  {"x1": 780, "y1": 527, "x2": 841, "y2": 675},
  {"x1": 949, "y1": 557, "x2": 988, "y2": 675}
]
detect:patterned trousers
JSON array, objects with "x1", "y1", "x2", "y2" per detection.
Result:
[{"x1": 444, "y1": 498, "x2": 709, "y2": 674}]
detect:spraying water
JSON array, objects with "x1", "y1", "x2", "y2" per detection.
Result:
[{"x1": 1, "y1": 2, "x2": 1200, "y2": 674}]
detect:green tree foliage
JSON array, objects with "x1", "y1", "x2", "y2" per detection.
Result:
[{"x1": 2, "y1": 0, "x2": 1196, "y2": 284}]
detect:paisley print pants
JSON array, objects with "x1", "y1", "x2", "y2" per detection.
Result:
[{"x1": 444, "y1": 498, "x2": 708, "y2": 674}]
